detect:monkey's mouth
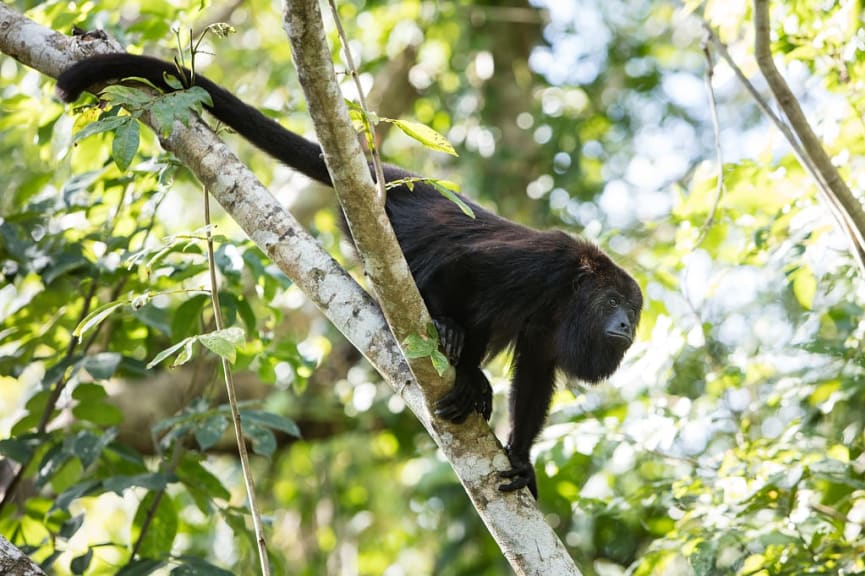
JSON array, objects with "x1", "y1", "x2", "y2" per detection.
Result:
[{"x1": 606, "y1": 330, "x2": 633, "y2": 347}]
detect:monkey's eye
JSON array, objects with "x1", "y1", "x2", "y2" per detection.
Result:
[{"x1": 608, "y1": 297, "x2": 618, "y2": 308}]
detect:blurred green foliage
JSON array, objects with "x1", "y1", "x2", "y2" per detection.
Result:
[{"x1": 2, "y1": 0, "x2": 865, "y2": 574}]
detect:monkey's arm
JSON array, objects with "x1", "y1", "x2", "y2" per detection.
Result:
[{"x1": 498, "y1": 335, "x2": 556, "y2": 498}]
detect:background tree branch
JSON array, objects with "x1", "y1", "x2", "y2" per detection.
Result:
[{"x1": 752, "y1": 0, "x2": 865, "y2": 271}]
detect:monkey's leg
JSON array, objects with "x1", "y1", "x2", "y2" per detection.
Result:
[{"x1": 433, "y1": 324, "x2": 492, "y2": 422}]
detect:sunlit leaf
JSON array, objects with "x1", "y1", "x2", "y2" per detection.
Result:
[
  {"x1": 385, "y1": 118, "x2": 458, "y2": 156},
  {"x1": 73, "y1": 300, "x2": 128, "y2": 339},
  {"x1": 132, "y1": 491, "x2": 178, "y2": 559},
  {"x1": 791, "y1": 265, "x2": 817, "y2": 310},
  {"x1": 199, "y1": 326, "x2": 245, "y2": 363},
  {"x1": 147, "y1": 336, "x2": 197, "y2": 369}
]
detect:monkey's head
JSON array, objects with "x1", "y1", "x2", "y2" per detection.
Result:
[{"x1": 556, "y1": 249, "x2": 642, "y2": 383}]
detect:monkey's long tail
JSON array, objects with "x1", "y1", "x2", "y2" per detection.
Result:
[{"x1": 56, "y1": 53, "x2": 332, "y2": 186}]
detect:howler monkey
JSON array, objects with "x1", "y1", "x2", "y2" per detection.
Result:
[{"x1": 56, "y1": 53, "x2": 643, "y2": 498}]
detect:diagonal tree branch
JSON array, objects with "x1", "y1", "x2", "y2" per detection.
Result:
[
  {"x1": 0, "y1": 535, "x2": 46, "y2": 576},
  {"x1": 281, "y1": 1, "x2": 580, "y2": 572}
]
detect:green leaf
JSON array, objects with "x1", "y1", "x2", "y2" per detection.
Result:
[
  {"x1": 52, "y1": 480, "x2": 100, "y2": 512},
  {"x1": 71, "y1": 115, "x2": 130, "y2": 144},
  {"x1": 111, "y1": 117, "x2": 140, "y2": 170},
  {"x1": 147, "y1": 336, "x2": 197, "y2": 369},
  {"x1": 101, "y1": 85, "x2": 157, "y2": 108},
  {"x1": 689, "y1": 541, "x2": 715, "y2": 576},
  {"x1": 103, "y1": 473, "x2": 172, "y2": 494},
  {"x1": 59, "y1": 514, "x2": 85, "y2": 539},
  {"x1": 71, "y1": 429, "x2": 117, "y2": 469},
  {"x1": 245, "y1": 425, "x2": 276, "y2": 457},
  {"x1": 82, "y1": 353, "x2": 123, "y2": 379},
  {"x1": 176, "y1": 456, "x2": 231, "y2": 503},
  {"x1": 169, "y1": 557, "x2": 234, "y2": 576},
  {"x1": 72, "y1": 400, "x2": 123, "y2": 426},
  {"x1": 430, "y1": 350, "x2": 449, "y2": 377},
  {"x1": 236, "y1": 296, "x2": 257, "y2": 333},
  {"x1": 150, "y1": 87, "x2": 213, "y2": 136},
  {"x1": 385, "y1": 118, "x2": 458, "y2": 156},
  {"x1": 72, "y1": 383, "x2": 108, "y2": 402},
  {"x1": 73, "y1": 299, "x2": 128, "y2": 339},
  {"x1": 70, "y1": 548, "x2": 94, "y2": 575},
  {"x1": 171, "y1": 294, "x2": 208, "y2": 339},
  {"x1": 162, "y1": 71, "x2": 185, "y2": 90},
  {"x1": 35, "y1": 444, "x2": 71, "y2": 488},
  {"x1": 791, "y1": 265, "x2": 817, "y2": 310},
  {"x1": 239, "y1": 409, "x2": 301, "y2": 438},
  {"x1": 0, "y1": 437, "x2": 36, "y2": 463},
  {"x1": 402, "y1": 327, "x2": 451, "y2": 375},
  {"x1": 432, "y1": 181, "x2": 475, "y2": 218},
  {"x1": 194, "y1": 415, "x2": 228, "y2": 450},
  {"x1": 116, "y1": 559, "x2": 166, "y2": 576},
  {"x1": 199, "y1": 326, "x2": 245, "y2": 363},
  {"x1": 132, "y1": 491, "x2": 178, "y2": 559},
  {"x1": 402, "y1": 332, "x2": 437, "y2": 358}
]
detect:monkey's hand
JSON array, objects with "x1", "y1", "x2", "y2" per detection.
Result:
[
  {"x1": 433, "y1": 317, "x2": 464, "y2": 366},
  {"x1": 434, "y1": 367, "x2": 492, "y2": 423},
  {"x1": 498, "y1": 447, "x2": 537, "y2": 499}
]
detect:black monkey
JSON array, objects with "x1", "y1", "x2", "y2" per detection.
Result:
[{"x1": 56, "y1": 54, "x2": 643, "y2": 498}]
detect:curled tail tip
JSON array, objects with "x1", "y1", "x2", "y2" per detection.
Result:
[
  {"x1": 55, "y1": 84, "x2": 78, "y2": 103},
  {"x1": 55, "y1": 64, "x2": 85, "y2": 103}
]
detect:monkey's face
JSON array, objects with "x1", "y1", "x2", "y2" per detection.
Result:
[{"x1": 556, "y1": 267, "x2": 642, "y2": 384}]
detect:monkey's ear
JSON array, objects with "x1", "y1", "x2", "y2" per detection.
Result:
[
  {"x1": 571, "y1": 257, "x2": 595, "y2": 291},
  {"x1": 577, "y1": 254, "x2": 597, "y2": 275}
]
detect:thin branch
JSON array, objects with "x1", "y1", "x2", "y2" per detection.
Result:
[
  {"x1": 204, "y1": 190, "x2": 270, "y2": 575},
  {"x1": 751, "y1": 0, "x2": 865, "y2": 272},
  {"x1": 326, "y1": 0, "x2": 387, "y2": 198},
  {"x1": 282, "y1": 0, "x2": 448, "y2": 396},
  {"x1": 129, "y1": 441, "x2": 183, "y2": 562},
  {"x1": 695, "y1": 30, "x2": 726, "y2": 245},
  {"x1": 704, "y1": 19, "x2": 865, "y2": 271}
]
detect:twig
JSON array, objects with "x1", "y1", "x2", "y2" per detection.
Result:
[
  {"x1": 204, "y1": 190, "x2": 271, "y2": 576},
  {"x1": 128, "y1": 441, "x2": 183, "y2": 561},
  {"x1": 695, "y1": 29, "x2": 726, "y2": 245},
  {"x1": 326, "y1": 0, "x2": 387, "y2": 199}
]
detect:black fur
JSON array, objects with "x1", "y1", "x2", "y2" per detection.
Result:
[{"x1": 56, "y1": 54, "x2": 643, "y2": 498}]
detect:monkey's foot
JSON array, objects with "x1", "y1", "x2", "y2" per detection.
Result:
[
  {"x1": 433, "y1": 317, "x2": 464, "y2": 366},
  {"x1": 434, "y1": 368, "x2": 492, "y2": 423},
  {"x1": 498, "y1": 448, "x2": 537, "y2": 499}
]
